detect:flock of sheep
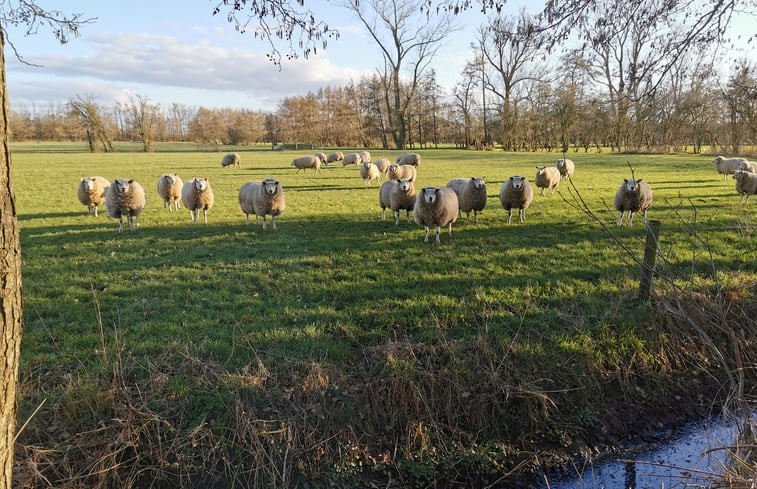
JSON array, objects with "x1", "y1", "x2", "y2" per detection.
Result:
[{"x1": 77, "y1": 151, "x2": 756, "y2": 242}]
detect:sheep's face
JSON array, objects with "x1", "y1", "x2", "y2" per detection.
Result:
[
  {"x1": 262, "y1": 179, "x2": 280, "y2": 195},
  {"x1": 622, "y1": 178, "x2": 641, "y2": 192},
  {"x1": 163, "y1": 174, "x2": 176, "y2": 185},
  {"x1": 556, "y1": 160, "x2": 565, "y2": 169},
  {"x1": 536, "y1": 166, "x2": 547, "y2": 176},
  {"x1": 389, "y1": 164, "x2": 399, "y2": 173},
  {"x1": 81, "y1": 178, "x2": 96, "y2": 191},
  {"x1": 363, "y1": 161, "x2": 372, "y2": 170},
  {"x1": 510, "y1": 176, "x2": 525, "y2": 189},
  {"x1": 733, "y1": 170, "x2": 745, "y2": 181},
  {"x1": 471, "y1": 177, "x2": 485, "y2": 189},
  {"x1": 194, "y1": 178, "x2": 209, "y2": 192},
  {"x1": 421, "y1": 187, "x2": 438, "y2": 204},
  {"x1": 714, "y1": 156, "x2": 723, "y2": 166},
  {"x1": 398, "y1": 179, "x2": 412, "y2": 192},
  {"x1": 114, "y1": 179, "x2": 132, "y2": 194},
  {"x1": 738, "y1": 161, "x2": 749, "y2": 171}
]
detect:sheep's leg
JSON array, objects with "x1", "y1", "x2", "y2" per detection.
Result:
[
  {"x1": 245, "y1": 213, "x2": 250, "y2": 225},
  {"x1": 272, "y1": 216, "x2": 278, "y2": 230},
  {"x1": 519, "y1": 208, "x2": 526, "y2": 222},
  {"x1": 174, "y1": 200, "x2": 180, "y2": 212},
  {"x1": 93, "y1": 206, "x2": 98, "y2": 217},
  {"x1": 435, "y1": 226, "x2": 441, "y2": 243},
  {"x1": 628, "y1": 211, "x2": 635, "y2": 227},
  {"x1": 423, "y1": 226, "x2": 430, "y2": 242},
  {"x1": 406, "y1": 210, "x2": 411, "y2": 223},
  {"x1": 262, "y1": 216, "x2": 268, "y2": 230},
  {"x1": 127, "y1": 215, "x2": 134, "y2": 232},
  {"x1": 394, "y1": 211, "x2": 400, "y2": 226},
  {"x1": 617, "y1": 212, "x2": 624, "y2": 226},
  {"x1": 473, "y1": 210, "x2": 478, "y2": 224},
  {"x1": 118, "y1": 216, "x2": 124, "y2": 233},
  {"x1": 447, "y1": 223, "x2": 453, "y2": 238},
  {"x1": 381, "y1": 208, "x2": 386, "y2": 220},
  {"x1": 540, "y1": 187, "x2": 545, "y2": 196},
  {"x1": 203, "y1": 209, "x2": 208, "y2": 224},
  {"x1": 746, "y1": 195, "x2": 751, "y2": 204},
  {"x1": 506, "y1": 210, "x2": 512, "y2": 224}
]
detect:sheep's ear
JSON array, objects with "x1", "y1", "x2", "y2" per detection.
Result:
[
  {"x1": 637, "y1": 179, "x2": 643, "y2": 183},
  {"x1": 128, "y1": 179, "x2": 134, "y2": 184},
  {"x1": 623, "y1": 178, "x2": 628, "y2": 183}
]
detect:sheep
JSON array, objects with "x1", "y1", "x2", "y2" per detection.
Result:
[
  {"x1": 77, "y1": 176, "x2": 110, "y2": 217},
  {"x1": 326, "y1": 151, "x2": 344, "y2": 165},
  {"x1": 555, "y1": 158, "x2": 575, "y2": 180},
  {"x1": 372, "y1": 158, "x2": 391, "y2": 177},
  {"x1": 360, "y1": 160, "x2": 381, "y2": 186},
  {"x1": 614, "y1": 178, "x2": 653, "y2": 226},
  {"x1": 156, "y1": 173, "x2": 183, "y2": 212},
  {"x1": 414, "y1": 186, "x2": 459, "y2": 243},
  {"x1": 737, "y1": 160, "x2": 757, "y2": 173},
  {"x1": 239, "y1": 178, "x2": 286, "y2": 229},
  {"x1": 314, "y1": 152, "x2": 327, "y2": 166},
  {"x1": 221, "y1": 152, "x2": 240, "y2": 168},
  {"x1": 292, "y1": 155, "x2": 322, "y2": 173},
  {"x1": 733, "y1": 170, "x2": 757, "y2": 204},
  {"x1": 390, "y1": 178, "x2": 416, "y2": 225},
  {"x1": 378, "y1": 181, "x2": 394, "y2": 221},
  {"x1": 342, "y1": 152, "x2": 362, "y2": 167},
  {"x1": 714, "y1": 156, "x2": 746, "y2": 179},
  {"x1": 181, "y1": 177, "x2": 215, "y2": 224},
  {"x1": 446, "y1": 177, "x2": 487, "y2": 224},
  {"x1": 359, "y1": 151, "x2": 371, "y2": 164},
  {"x1": 534, "y1": 166, "x2": 561, "y2": 195},
  {"x1": 396, "y1": 152, "x2": 421, "y2": 167},
  {"x1": 499, "y1": 176, "x2": 533, "y2": 224},
  {"x1": 105, "y1": 178, "x2": 145, "y2": 232},
  {"x1": 387, "y1": 163, "x2": 417, "y2": 182}
]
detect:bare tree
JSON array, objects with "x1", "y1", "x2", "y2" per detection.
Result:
[
  {"x1": 69, "y1": 95, "x2": 114, "y2": 153},
  {"x1": 124, "y1": 94, "x2": 160, "y2": 152},
  {"x1": 345, "y1": 0, "x2": 459, "y2": 149}
]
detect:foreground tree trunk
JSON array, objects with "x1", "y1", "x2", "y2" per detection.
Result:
[{"x1": 0, "y1": 26, "x2": 24, "y2": 489}]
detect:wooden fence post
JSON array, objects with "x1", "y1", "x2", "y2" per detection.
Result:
[{"x1": 638, "y1": 220, "x2": 662, "y2": 301}]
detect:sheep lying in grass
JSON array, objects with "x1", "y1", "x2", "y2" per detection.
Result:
[
  {"x1": 446, "y1": 177, "x2": 487, "y2": 224},
  {"x1": 342, "y1": 152, "x2": 362, "y2": 167},
  {"x1": 733, "y1": 170, "x2": 757, "y2": 204},
  {"x1": 221, "y1": 153, "x2": 240, "y2": 168},
  {"x1": 239, "y1": 178, "x2": 286, "y2": 229},
  {"x1": 156, "y1": 173, "x2": 183, "y2": 212},
  {"x1": 372, "y1": 158, "x2": 391, "y2": 177},
  {"x1": 182, "y1": 177, "x2": 214, "y2": 224},
  {"x1": 714, "y1": 156, "x2": 746, "y2": 179},
  {"x1": 326, "y1": 151, "x2": 344, "y2": 165},
  {"x1": 105, "y1": 178, "x2": 145, "y2": 232},
  {"x1": 499, "y1": 176, "x2": 533, "y2": 224},
  {"x1": 390, "y1": 178, "x2": 416, "y2": 225},
  {"x1": 614, "y1": 178, "x2": 653, "y2": 226},
  {"x1": 292, "y1": 155, "x2": 322, "y2": 173},
  {"x1": 360, "y1": 161, "x2": 381, "y2": 186},
  {"x1": 737, "y1": 160, "x2": 757, "y2": 173},
  {"x1": 396, "y1": 152, "x2": 421, "y2": 167},
  {"x1": 535, "y1": 166, "x2": 561, "y2": 195},
  {"x1": 78, "y1": 176, "x2": 110, "y2": 217},
  {"x1": 556, "y1": 158, "x2": 575, "y2": 180},
  {"x1": 387, "y1": 163, "x2": 417, "y2": 182},
  {"x1": 414, "y1": 186, "x2": 459, "y2": 243}
]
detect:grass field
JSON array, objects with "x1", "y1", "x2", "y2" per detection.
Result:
[{"x1": 11, "y1": 143, "x2": 756, "y2": 487}]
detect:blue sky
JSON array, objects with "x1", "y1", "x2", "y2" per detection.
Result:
[{"x1": 4, "y1": 1, "x2": 755, "y2": 112}]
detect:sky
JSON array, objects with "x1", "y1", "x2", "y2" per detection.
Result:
[{"x1": 4, "y1": 1, "x2": 756, "y2": 113}]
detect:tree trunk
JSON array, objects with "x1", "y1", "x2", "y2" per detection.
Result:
[{"x1": 0, "y1": 26, "x2": 24, "y2": 489}]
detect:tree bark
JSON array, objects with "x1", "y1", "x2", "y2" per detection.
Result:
[{"x1": 0, "y1": 26, "x2": 24, "y2": 489}]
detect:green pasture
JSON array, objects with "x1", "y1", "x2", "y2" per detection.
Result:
[{"x1": 10, "y1": 142, "x2": 756, "y2": 485}]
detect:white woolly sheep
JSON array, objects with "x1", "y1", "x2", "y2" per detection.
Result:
[
  {"x1": 239, "y1": 178, "x2": 286, "y2": 229},
  {"x1": 387, "y1": 163, "x2": 417, "y2": 182},
  {"x1": 156, "y1": 173, "x2": 183, "y2": 212},
  {"x1": 182, "y1": 177, "x2": 215, "y2": 224},
  {"x1": 614, "y1": 178, "x2": 653, "y2": 226},
  {"x1": 378, "y1": 181, "x2": 394, "y2": 221},
  {"x1": 342, "y1": 152, "x2": 362, "y2": 167},
  {"x1": 733, "y1": 170, "x2": 757, "y2": 204},
  {"x1": 292, "y1": 155, "x2": 322, "y2": 173},
  {"x1": 396, "y1": 152, "x2": 421, "y2": 167},
  {"x1": 714, "y1": 156, "x2": 746, "y2": 179},
  {"x1": 78, "y1": 176, "x2": 110, "y2": 217},
  {"x1": 556, "y1": 158, "x2": 575, "y2": 180},
  {"x1": 326, "y1": 151, "x2": 344, "y2": 164},
  {"x1": 359, "y1": 151, "x2": 371, "y2": 163},
  {"x1": 499, "y1": 176, "x2": 534, "y2": 224},
  {"x1": 446, "y1": 177, "x2": 487, "y2": 224},
  {"x1": 360, "y1": 161, "x2": 381, "y2": 186},
  {"x1": 105, "y1": 178, "x2": 145, "y2": 232},
  {"x1": 221, "y1": 153, "x2": 240, "y2": 168},
  {"x1": 737, "y1": 160, "x2": 757, "y2": 173},
  {"x1": 390, "y1": 178, "x2": 416, "y2": 225},
  {"x1": 414, "y1": 186, "x2": 459, "y2": 243},
  {"x1": 534, "y1": 166, "x2": 561, "y2": 195},
  {"x1": 372, "y1": 158, "x2": 391, "y2": 177}
]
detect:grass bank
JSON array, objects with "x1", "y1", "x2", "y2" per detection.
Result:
[{"x1": 11, "y1": 144, "x2": 756, "y2": 487}]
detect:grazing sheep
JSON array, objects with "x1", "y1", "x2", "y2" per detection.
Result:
[
  {"x1": 390, "y1": 178, "x2": 416, "y2": 225},
  {"x1": 373, "y1": 158, "x2": 391, "y2": 177},
  {"x1": 326, "y1": 151, "x2": 344, "y2": 165},
  {"x1": 499, "y1": 176, "x2": 534, "y2": 224},
  {"x1": 446, "y1": 177, "x2": 487, "y2": 224},
  {"x1": 614, "y1": 178, "x2": 653, "y2": 226},
  {"x1": 292, "y1": 155, "x2": 322, "y2": 173},
  {"x1": 360, "y1": 160, "x2": 381, "y2": 186},
  {"x1": 556, "y1": 158, "x2": 575, "y2": 180},
  {"x1": 534, "y1": 166, "x2": 561, "y2": 195},
  {"x1": 240, "y1": 178, "x2": 286, "y2": 229},
  {"x1": 77, "y1": 176, "x2": 110, "y2": 217},
  {"x1": 342, "y1": 152, "x2": 362, "y2": 167},
  {"x1": 387, "y1": 163, "x2": 417, "y2": 182},
  {"x1": 733, "y1": 170, "x2": 757, "y2": 204},
  {"x1": 314, "y1": 152, "x2": 327, "y2": 166},
  {"x1": 105, "y1": 178, "x2": 145, "y2": 232},
  {"x1": 221, "y1": 152, "x2": 240, "y2": 168},
  {"x1": 396, "y1": 152, "x2": 421, "y2": 167},
  {"x1": 714, "y1": 156, "x2": 746, "y2": 179},
  {"x1": 182, "y1": 177, "x2": 215, "y2": 224},
  {"x1": 156, "y1": 173, "x2": 183, "y2": 212},
  {"x1": 414, "y1": 186, "x2": 459, "y2": 243},
  {"x1": 737, "y1": 160, "x2": 757, "y2": 173},
  {"x1": 359, "y1": 151, "x2": 371, "y2": 163}
]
